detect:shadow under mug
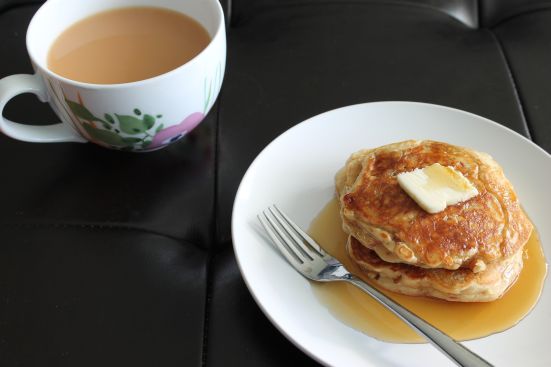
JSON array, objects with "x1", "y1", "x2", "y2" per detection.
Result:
[{"x1": 0, "y1": 0, "x2": 226, "y2": 152}]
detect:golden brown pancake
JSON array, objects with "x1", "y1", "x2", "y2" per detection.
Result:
[
  {"x1": 336, "y1": 140, "x2": 532, "y2": 272},
  {"x1": 347, "y1": 236, "x2": 523, "y2": 302}
]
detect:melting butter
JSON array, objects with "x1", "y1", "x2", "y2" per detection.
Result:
[{"x1": 397, "y1": 163, "x2": 478, "y2": 213}]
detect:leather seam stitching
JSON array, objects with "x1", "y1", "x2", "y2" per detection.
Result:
[
  {"x1": 486, "y1": 29, "x2": 534, "y2": 141},
  {"x1": 486, "y1": 4, "x2": 551, "y2": 28},
  {"x1": 201, "y1": 94, "x2": 223, "y2": 367},
  {"x1": 0, "y1": 221, "x2": 194, "y2": 244},
  {"x1": 231, "y1": 0, "x2": 474, "y2": 28}
]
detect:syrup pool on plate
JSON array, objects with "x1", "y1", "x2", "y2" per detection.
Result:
[{"x1": 308, "y1": 198, "x2": 547, "y2": 343}]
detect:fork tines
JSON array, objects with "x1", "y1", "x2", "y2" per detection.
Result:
[{"x1": 258, "y1": 205, "x2": 326, "y2": 266}]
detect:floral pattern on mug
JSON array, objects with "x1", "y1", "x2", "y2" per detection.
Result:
[
  {"x1": 149, "y1": 112, "x2": 205, "y2": 149},
  {"x1": 63, "y1": 93, "x2": 165, "y2": 150},
  {"x1": 56, "y1": 63, "x2": 221, "y2": 151},
  {"x1": 62, "y1": 93, "x2": 208, "y2": 151}
]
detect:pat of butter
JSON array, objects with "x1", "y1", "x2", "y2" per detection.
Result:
[{"x1": 397, "y1": 163, "x2": 478, "y2": 214}]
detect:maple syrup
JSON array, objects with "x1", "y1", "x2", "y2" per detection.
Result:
[{"x1": 308, "y1": 198, "x2": 547, "y2": 343}]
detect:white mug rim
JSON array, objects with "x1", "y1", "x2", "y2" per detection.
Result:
[{"x1": 26, "y1": 0, "x2": 225, "y2": 90}]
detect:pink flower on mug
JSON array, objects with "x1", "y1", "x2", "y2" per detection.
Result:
[{"x1": 149, "y1": 112, "x2": 205, "y2": 149}]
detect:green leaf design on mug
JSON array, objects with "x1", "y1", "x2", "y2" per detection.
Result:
[
  {"x1": 121, "y1": 137, "x2": 143, "y2": 144},
  {"x1": 62, "y1": 92, "x2": 168, "y2": 150},
  {"x1": 66, "y1": 99, "x2": 101, "y2": 122},
  {"x1": 116, "y1": 114, "x2": 150, "y2": 134},
  {"x1": 104, "y1": 113, "x2": 115, "y2": 124},
  {"x1": 82, "y1": 123, "x2": 125, "y2": 146},
  {"x1": 143, "y1": 114, "x2": 156, "y2": 129}
]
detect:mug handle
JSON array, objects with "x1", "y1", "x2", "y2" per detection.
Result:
[{"x1": 0, "y1": 73, "x2": 87, "y2": 143}]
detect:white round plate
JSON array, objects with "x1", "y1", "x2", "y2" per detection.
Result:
[{"x1": 231, "y1": 101, "x2": 551, "y2": 367}]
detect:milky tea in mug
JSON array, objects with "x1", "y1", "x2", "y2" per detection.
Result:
[
  {"x1": 48, "y1": 7, "x2": 211, "y2": 84},
  {"x1": 0, "y1": 0, "x2": 225, "y2": 152}
]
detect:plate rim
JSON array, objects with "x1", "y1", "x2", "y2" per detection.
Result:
[{"x1": 230, "y1": 100, "x2": 551, "y2": 367}]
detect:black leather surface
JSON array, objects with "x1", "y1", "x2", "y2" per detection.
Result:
[
  {"x1": 205, "y1": 248, "x2": 322, "y2": 367},
  {"x1": 0, "y1": 226, "x2": 207, "y2": 367},
  {"x1": 494, "y1": 9, "x2": 551, "y2": 152},
  {"x1": 215, "y1": 0, "x2": 528, "y2": 244},
  {"x1": 229, "y1": 0, "x2": 479, "y2": 27},
  {"x1": 0, "y1": 1, "x2": 549, "y2": 366},
  {"x1": 480, "y1": 0, "x2": 551, "y2": 27}
]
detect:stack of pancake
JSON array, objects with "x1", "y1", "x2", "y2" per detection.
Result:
[{"x1": 335, "y1": 140, "x2": 533, "y2": 302}]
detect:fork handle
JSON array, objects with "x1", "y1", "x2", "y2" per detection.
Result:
[{"x1": 346, "y1": 276, "x2": 494, "y2": 367}]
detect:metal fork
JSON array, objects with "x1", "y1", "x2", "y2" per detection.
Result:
[{"x1": 258, "y1": 205, "x2": 493, "y2": 367}]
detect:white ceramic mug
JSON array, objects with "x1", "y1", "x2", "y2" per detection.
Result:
[{"x1": 0, "y1": 0, "x2": 225, "y2": 151}]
